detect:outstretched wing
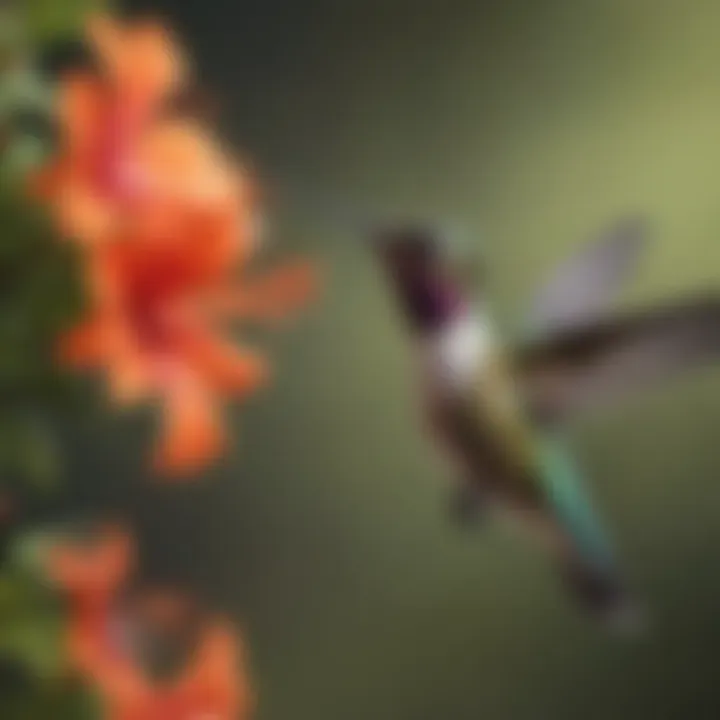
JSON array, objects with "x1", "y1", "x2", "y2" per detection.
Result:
[
  {"x1": 523, "y1": 217, "x2": 648, "y2": 338},
  {"x1": 518, "y1": 294, "x2": 720, "y2": 425}
]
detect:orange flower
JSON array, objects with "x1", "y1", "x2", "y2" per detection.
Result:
[
  {"x1": 46, "y1": 526, "x2": 136, "y2": 674},
  {"x1": 60, "y1": 210, "x2": 317, "y2": 475},
  {"x1": 46, "y1": 529, "x2": 254, "y2": 720},
  {"x1": 102, "y1": 620, "x2": 254, "y2": 720},
  {"x1": 32, "y1": 14, "x2": 242, "y2": 246},
  {"x1": 36, "y1": 13, "x2": 318, "y2": 476}
]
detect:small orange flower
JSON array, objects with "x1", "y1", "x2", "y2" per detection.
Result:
[
  {"x1": 46, "y1": 529, "x2": 254, "y2": 720},
  {"x1": 46, "y1": 526, "x2": 136, "y2": 674}
]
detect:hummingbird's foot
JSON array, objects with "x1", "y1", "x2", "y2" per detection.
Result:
[{"x1": 448, "y1": 483, "x2": 488, "y2": 529}]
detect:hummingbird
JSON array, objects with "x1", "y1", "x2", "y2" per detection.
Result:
[{"x1": 370, "y1": 218, "x2": 720, "y2": 629}]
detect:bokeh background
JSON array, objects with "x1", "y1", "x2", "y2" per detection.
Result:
[{"x1": 27, "y1": 0, "x2": 720, "y2": 718}]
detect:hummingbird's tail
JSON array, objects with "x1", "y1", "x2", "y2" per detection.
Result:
[{"x1": 536, "y1": 436, "x2": 644, "y2": 631}]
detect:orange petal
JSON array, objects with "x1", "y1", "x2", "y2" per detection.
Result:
[
  {"x1": 153, "y1": 370, "x2": 225, "y2": 476},
  {"x1": 181, "y1": 622, "x2": 253, "y2": 718},
  {"x1": 205, "y1": 261, "x2": 319, "y2": 322},
  {"x1": 59, "y1": 318, "x2": 107, "y2": 367},
  {"x1": 85, "y1": 246, "x2": 125, "y2": 308},
  {"x1": 134, "y1": 200, "x2": 251, "y2": 289},
  {"x1": 86, "y1": 13, "x2": 186, "y2": 110},
  {"x1": 129, "y1": 125, "x2": 253, "y2": 275},
  {"x1": 86, "y1": 647, "x2": 149, "y2": 718},
  {"x1": 46, "y1": 526, "x2": 134, "y2": 601},
  {"x1": 27, "y1": 161, "x2": 64, "y2": 201},
  {"x1": 85, "y1": 14, "x2": 125, "y2": 68},
  {"x1": 107, "y1": 353, "x2": 153, "y2": 406},
  {"x1": 126, "y1": 20, "x2": 187, "y2": 103},
  {"x1": 54, "y1": 182, "x2": 116, "y2": 245},
  {"x1": 67, "y1": 614, "x2": 107, "y2": 674},
  {"x1": 56, "y1": 73, "x2": 106, "y2": 163},
  {"x1": 107, "y1": 342, "x2": 153, "y2": 406},
  {"x1": 95, "y1": 667, "x2": 149, "y2": 718},
  {"x1": 85, "y1": 15, "x2": 132, "y2": 96},
  {"x1": 46, "y1": 547, "x2": 85, "y2": 591},
  {"x1": 180, "y1": 327, "x2": 268, "y2": 396},
  {"x1": 138, "y1": 119, "x2": 242, "y2": 207}
]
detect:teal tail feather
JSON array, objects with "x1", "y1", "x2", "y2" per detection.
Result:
[
  {"x1": 536, "y1": 434, "x2": 616, "y2": 574},
  {"x1": 535, "y1": 435, "x2": 646, "y2": 627}
]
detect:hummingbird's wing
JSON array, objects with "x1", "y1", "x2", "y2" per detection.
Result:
[
  {"x1": 517, "y1": 294, "x2": 720, "y2": 425},
  {"x1": 522, "y1": 217, "x2": 648, "y2": 339}
]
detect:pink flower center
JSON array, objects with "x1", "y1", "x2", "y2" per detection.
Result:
[{"x1": 94, "y1": 96, "x2": 146, "y2": 203}]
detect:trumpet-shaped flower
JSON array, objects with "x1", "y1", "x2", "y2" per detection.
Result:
[
  {"x1": 46, "y1": 527, "x2": 254, "y2": 719},
  {"x1": 35, "y1": 12, "x2": 317, "y2": 476},
  {"x1": 59, "y1": 210, "x2": 316, "y2": 475}
]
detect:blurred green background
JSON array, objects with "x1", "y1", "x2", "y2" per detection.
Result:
[{"x1": 51, "y1": 0, "x2": 720, "y2": 718}]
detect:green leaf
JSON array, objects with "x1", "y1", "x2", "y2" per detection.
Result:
[
  {"x1": 0, "y1": 413, "x2": 62, "y2": 491},
  {"x1": 16, "y1": 418, "x2": 61, "y2": 491},
  {"x1": 0, "y1": 566, "x2": 64, "y2": 680},
  {"x1": 2, "y1": 680, "x2": 101, "y2": 720},
  {"x1": 23, "y1": 0, "x2": 110, "y2": 43},
  {"x1": 9, "y1": 527, "x2": 61, "y2": 576},
  {"x1": 0, "y1": 65, "x2": 54, "y2": 117}
]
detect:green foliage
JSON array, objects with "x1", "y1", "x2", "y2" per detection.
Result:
[
  {"x1": 0, "y1": 5, "x2": 87, "y2": 492},
  {"x1": 0, "y1": 679, "x2": 100, "y2": 720},
  {"x1": 0, "y1": 3, "x2": 106, "y2": 716},
  {"x1": 0, "y1": 415, "x2": 60, "y2": 492},
  {"x1": 0, "y1": 183, "x2": 85, "y2": 490},
  {"x1": 0, "y1": 568, "x2": 64, "y2": 679},
  {"x1": 0, "y1": 527, "x2": 69, "y2": 680},
  {"x1": 0, "y1": 187, "x2": 84, "y2": 391},
  {"x1": 22, "y1": 0, "x2": 109, "y2": 45},
  {"x1": 0, "y1": 66, "x2": 54, "y2": 187},
  {"x1": 0, "y1": 530, "x2": 101, "y2": 718}
]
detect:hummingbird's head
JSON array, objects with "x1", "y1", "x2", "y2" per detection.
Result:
[{"x1": 372, "y1": 224, "x2": 473, "y2": 335}]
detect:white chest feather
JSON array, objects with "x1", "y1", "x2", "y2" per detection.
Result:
[{"x1": 421, "y1": 312, "x2": 495, "y2": 392}]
